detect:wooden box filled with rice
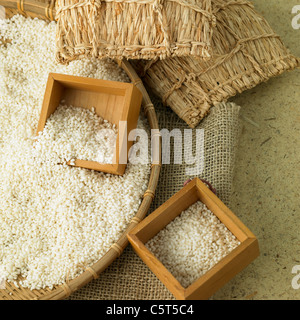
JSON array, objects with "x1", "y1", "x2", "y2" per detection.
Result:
[
  {"x1": 128, "y1": 178, "x2": 259, "y2": 300},
  {"x1": 37, "y1": 73, "x2": 143, "y2": 176}
]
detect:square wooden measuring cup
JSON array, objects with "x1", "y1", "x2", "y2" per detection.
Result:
[
  {"x1": 37, "y1": 73, "x2": 142, "y2": 175},
  {"x1": 127, "y1": 178, "x2": 259, "y2": 300}
]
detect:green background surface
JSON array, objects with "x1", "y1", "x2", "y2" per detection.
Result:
[{"x1": 213, "y1": 0, "x2": 300, "y2": 300}]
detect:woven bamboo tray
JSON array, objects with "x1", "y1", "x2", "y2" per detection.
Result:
[{"x1": 0, "y1": 3, "x2": 161, "y2": 300}]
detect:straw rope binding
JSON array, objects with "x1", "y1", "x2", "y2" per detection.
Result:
[
  {"x1": 133, "y1": 0, "x2": 300, "y2": 128},
  {"x1": 143, "y1": 189, "x2": 156, "y2": 199},
  {"x1": 17, "y1": 0, "x2": 25, "y2": 14},
  {"x1": 62, "y1": 283, "x2": 72, "y2": 297},
  {"x1": 55, "y1": 0, "x2": 215, "y2": 63},
  {"x1": 85, "y1": 267, "x2": 99, "y2": 280},
  {"x1": 110, "y1": 243, "x2": 123, "y2": 257},
  {"x1": 45, "y1": 0, "x2": 55, "y2": 20},
  {"x1": 130, "y1": 217, "x2": 142, "y2": 225}
]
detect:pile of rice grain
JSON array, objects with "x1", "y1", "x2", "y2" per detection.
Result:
[
  {"x1": 146, "y1": 201, "x2": 241, "y2": 288},
  {"x1": 0, "y1": 15, "x2": 150, "y2": 290},
  {"x1": 35, "y1": 104, "x2": 118, "y2": 165}
]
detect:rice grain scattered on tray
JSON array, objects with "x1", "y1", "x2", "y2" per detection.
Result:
[
  {"x1": 146, "y1": 201, "x2": 241, "y2": 288},
  {"x1": 0, "y1": 15, "x2": 150, "y2": 290}
]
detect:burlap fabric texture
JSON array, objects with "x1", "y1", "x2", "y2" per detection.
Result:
[
  {"x1": 133, "y1": 0, "x2": 299, "y2": 128},
  {"x1": 55, "y1": 0, "x2": 215, "y2": 62},
  {"x1": 68, "y1": 100, "x2": 241, "y2": 300}
]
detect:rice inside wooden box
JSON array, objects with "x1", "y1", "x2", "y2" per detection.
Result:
[
  {"x1": 55, "y1": 0, "x2": 215, "y2": 63},
  {"x1": 37, "y1": 73, "x2": 142, "y2": 175},
  {"x1": 127, "y1": 178, "x2": 259, "y2": 300}
]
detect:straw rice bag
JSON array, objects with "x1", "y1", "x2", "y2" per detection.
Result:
[
  {"x1": 133, "y1": 0, "x2": 299, "y2": 128},
  {"x1": 55, "y1": 0, "x2": 215, "y2": 62}
]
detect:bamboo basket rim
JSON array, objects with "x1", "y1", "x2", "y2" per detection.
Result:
[{"x1": 0, "y1": 3, "x2": 162, "y2": 300}]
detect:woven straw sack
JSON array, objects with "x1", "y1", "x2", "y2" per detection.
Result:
[
  {"x1": 55, "y1": 0, "x2": 215, "y2": 63},
  {"x1": 133, "y1": 0, "x2": 300, "y2": 128}
]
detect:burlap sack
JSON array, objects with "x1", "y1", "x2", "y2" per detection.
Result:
[
  {"x1": 133, "y1": 0, "x2": 299, "y2": 128},
  {"x1": 68, "y1": 100, "x2": 241, "y2": 300},
  {"x1": 55, "y1": 0, "x2": 215, "y2": 63}
]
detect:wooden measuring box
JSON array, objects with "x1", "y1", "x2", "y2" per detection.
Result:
[
  {"x1": 128, "y1": 178, "x2": 259, "y2": 300},
  {"x1": 37, "y1": 73, "x2": 142, "y2": 175}
]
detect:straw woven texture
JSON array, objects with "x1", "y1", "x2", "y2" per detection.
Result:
[
  {"x1": 68, "y1": 100, "x2": 242, "y2": 300},
  {"x1": 55, "y1": 0, "x2": 215, "y2": 63},
  {"x1": 1, "y1": 0, "x2": 56, "y2": 20},
  {"x1": 133, "y1": 0, "x2": 299, "y2": 128}
]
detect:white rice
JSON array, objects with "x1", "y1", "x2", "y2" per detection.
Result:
[
  {"x1": 146, "y1": 201, "x2": 241, "y2": 288},
  {"x1": 0, "y1": 15, "x2": 150, "y2": 290},
  {"x1": 35, "y1": 104, "x2": 118, "y2": 165}
]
